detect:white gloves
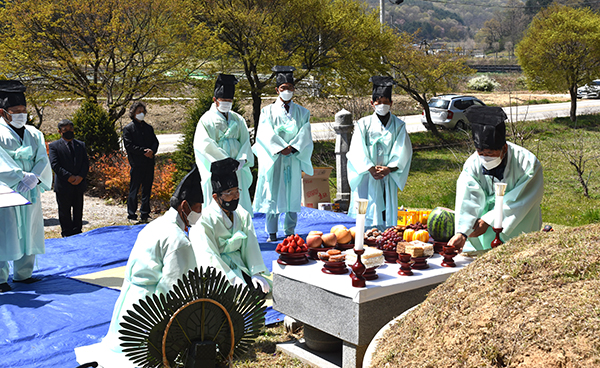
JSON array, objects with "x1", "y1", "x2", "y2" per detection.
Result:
[
  {"x1": 237, "y1": 159, "x2": 246, "y2": 171},
  {"x1": 17, "y1": 172, "x2": 38, "y2": 193},
  {"x1": 232, "y1": 276, "x2": 246, "y2": 288},
  {"x1": 251, "y1": 275, "x2": 270, "y2": 294}
]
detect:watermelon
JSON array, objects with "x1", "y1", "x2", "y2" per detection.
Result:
[{"x1": 427, "y1": 207, "x2": 455, "y2": 242}]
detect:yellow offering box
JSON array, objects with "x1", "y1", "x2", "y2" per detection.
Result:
[{"x1": 397, "y1": 209, "x2": 431, "y2": 226}]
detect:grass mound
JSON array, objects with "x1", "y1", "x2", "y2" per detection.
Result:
[{"x1": 370, "y1": 225, "x2": 600, "y2": 368}]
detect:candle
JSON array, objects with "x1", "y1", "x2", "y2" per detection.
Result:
[
  {"x1": 355, "y1": 199, "x2": 368, "y2": 251},
  {"x1": 494, "y1": 183, "x2": 507, "y2": 229}
]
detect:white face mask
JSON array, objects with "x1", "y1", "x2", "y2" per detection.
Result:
[
  {"x1": 216, "y1": 101, "x2": 232, "y2": 113},
  {"x1": 279, "y1": 90, "x2": 294, "y2": 102},
  {"x1": 135, "y1": 113, "x2": 145, "y2": 121},
  {"x1": 374, "y1": 104, "x2": 390, "y2": 116},
  {"x1": 185, "y1": 202, "x2": 201, "y2": 226},
  {"x1": 479, "y1": 155, "x2": 503, "y2": 170},
  {"x1": 9, "y1": 113, "x2": 28, "y2": 128}
]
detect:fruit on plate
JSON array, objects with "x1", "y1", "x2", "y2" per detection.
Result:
[
  {"x1": 330, "y1": 225, "x2": 347, "y2": 233},
  {"x1": 403, "y1": 228, "x2": 415, "y2": 242},
  {"x1": 349, "y1": 226, "x2": 356, "y2": 240},
  {"x1": 276, "y1": 234, "x2": 308, "y2": 253},
  {"x1": 332, "y1": 225, "x2": 352, "y2": 244},
  {"x1": 377, "y1": 227, "x2": 403, "y2": 251},
  {"x1": 427, "y1": 207, "x2": 455, "y2": 242},
  {"x1": 306, "y1": 234, "x2": 323, "y2": 248},
  {"x1": 321, "y1": 233, "x2": 337, "y2": 247},
  {"x1": 413, "y1": 229, "x2": 430, "y2": 242},
  {"x1": 308, "y1": 230, "x2": 324, "y2": 236}
]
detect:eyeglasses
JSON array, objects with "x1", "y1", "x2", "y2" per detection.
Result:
[{"x1": 220, "y1": 188, "x2": 239, "y2": 197}]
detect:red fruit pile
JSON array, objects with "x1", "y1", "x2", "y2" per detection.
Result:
[{"x1": 276, "y1": 234, "x2": 308, "y2": 254}]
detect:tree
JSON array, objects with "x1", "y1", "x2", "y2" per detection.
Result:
[
  {"x1": 387, "y1": 32, "x2": 475, "y2": 137},
  {"x1": 193, "y1": 0, "x2": 391, "y2": 136},
  {"x1": 516, "y1": 5, "x2": 600, "y2": 122},
  {"x1": 0, "y1": 0, "x2": 220, "y2": 124}
]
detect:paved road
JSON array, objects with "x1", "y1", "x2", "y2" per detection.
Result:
[{"x1": 157, "y1": 99, "x2": 600, "y2": 153}]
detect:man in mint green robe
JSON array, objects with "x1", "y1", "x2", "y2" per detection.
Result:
[
  {"x1": 0, "y1": 81, "x2": 52, "y2": 293},
  {"x1": 252, "y1": 66, "x2": 313, "y2": 241},
  {"x1": 448, "y1": 106, "x2": 543, "y2": 254},
  {"x1": 97, "y1": 166, "x2": 203, "y2": 357},
  {"x1": 192, "y1": 158, "x2": 270, "y2": 293},
  {"x1": 194, "y1": 74, "x2": 254, "y2": 214},
  {"x1": 347, "y1": 76, "x2": 412, "y2": 227}
]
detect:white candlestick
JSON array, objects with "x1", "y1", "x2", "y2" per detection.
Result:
[
  {"x1": 494, "y1": 195, "x2": 503, "y2": 229},
  {"x1": 494, "y1": 183, "x2": 507, "y2": 229},
  {"x1": 355, "y1": 199, "x2": 369, "y2": 251},
  {"x1": 355, "y1": 214, "x2": 365, "y2": 250}
]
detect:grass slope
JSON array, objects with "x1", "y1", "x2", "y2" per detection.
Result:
[{"x1": 370, "y1": 224, "x2": 600, "y2": 368}]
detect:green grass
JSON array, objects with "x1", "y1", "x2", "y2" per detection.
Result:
[{"x1": 314, "y1": 113, "x2": 600, "y2": 227}]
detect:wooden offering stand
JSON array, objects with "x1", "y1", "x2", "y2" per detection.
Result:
[
  {"x1": 382, "y1": 250, "x2": 398, "y2": 263},
  {"x1": 441, "y1": 245, "x2": 457, "y2": 267},
  {"x1": 277, "y1": 251, "x2": 309, "y2": 266},
  {"x1": 335, "y1": 242, "x2": 354, "y2": 251},
  {"x1": 397, "y1": 252, "x2": 413, "y2": 276},
  {"x1": 411, "y1": 256, "x2": 429, "y2": 270},
  {"x1": 491, "y1": 228, "x2": 503, "y2": 248},
  {"x1": 433, "y1": 241, "x2": 447, "y2": 254},
  {"x1": 363, "y1": 267, "x2": 379, "y2": 280},
  {"x1": 322, "y1": 260, "x2": 349, "y2": 275}
]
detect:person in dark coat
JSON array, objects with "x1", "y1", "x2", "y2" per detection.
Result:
[
  {"x1": 122, "y1": 101, "x2": 159, "y2": 223},
  {"x1": 48, "y1": 119, "x2": 89, "y2": 237}
]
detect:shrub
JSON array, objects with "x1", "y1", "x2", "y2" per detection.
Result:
[
  {"x1": 72, "y1": 99, "x2": 120, "y2": 155},
  {"x1": 467, "y1": 75, "x2": 500, "y2": 92},
  {"x1": 89, "y1": 151, "x2": 177, "y2": 213}
]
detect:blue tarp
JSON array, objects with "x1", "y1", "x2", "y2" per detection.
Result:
[{"x1": 0, "y1": 207, "x2": 357, "y2": 368}]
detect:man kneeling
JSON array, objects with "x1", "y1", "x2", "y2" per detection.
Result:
[{"x1": 191, "y1": 158, "x2": 270, "y2": 295}]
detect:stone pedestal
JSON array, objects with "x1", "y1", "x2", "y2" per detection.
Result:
[{"x1": 334, "y1": 109, "x2": 353, "y2": 212}]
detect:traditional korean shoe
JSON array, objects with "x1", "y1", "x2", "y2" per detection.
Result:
[
  {"x1": 0, "y1": 283, "x2": 12, "y2": 292},
  {"x1": 266, "y1": 233, "x2": 278, "y2": 242},
  {"x1": 13, "y1": 276, "x2": 43, "y2": 284}
]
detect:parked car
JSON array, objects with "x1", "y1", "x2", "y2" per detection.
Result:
[
  {"x1": 420, "y1": 95, "x2": 486, "y2": 130},
  {"x1": 577, "y1": 80, "x2": 600, "y2": 99}
]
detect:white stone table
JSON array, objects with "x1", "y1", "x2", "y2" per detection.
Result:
[{"x1": 272, "y1": 253, "x2": 474, "y2": 368}]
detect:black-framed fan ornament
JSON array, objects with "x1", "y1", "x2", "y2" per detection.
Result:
[{"x1": 117, "y1": 267, "x2": 266, "y2": 368}]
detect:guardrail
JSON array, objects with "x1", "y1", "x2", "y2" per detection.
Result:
[{"x1": 468, "y1": 64, "x2": 522, "y2": 73}]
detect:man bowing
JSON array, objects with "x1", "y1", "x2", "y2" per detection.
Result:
[{"x1": 447, "y1": 105, "x2": 544, "y2": 254}]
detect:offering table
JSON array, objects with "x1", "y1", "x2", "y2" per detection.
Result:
[{"x1": 272, "y1": 253, "x2": 474, "y2": 368}]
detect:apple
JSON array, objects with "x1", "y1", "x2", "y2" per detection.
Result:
[{"x1": 306, "y1": 234, "x2": 323, "y2": 248}]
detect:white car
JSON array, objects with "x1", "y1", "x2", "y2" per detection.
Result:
[
  {"x1": 420, "y1": 95, "x2": 486, "y2": 130},
  {"x1": 577, "y1": 80, "x2": 600, "y2": 99}
]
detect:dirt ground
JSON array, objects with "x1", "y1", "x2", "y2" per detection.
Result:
[{"x1": 36, "y1": 91, "x2": 571, "y2": 136}]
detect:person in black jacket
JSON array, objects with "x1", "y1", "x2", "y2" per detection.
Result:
[
  {"x1": 122, "y1": 101, "x2": 159, "y2": 223},
  {"x1": 48, "y1": 119, "x2": 89, "y2": 237}
]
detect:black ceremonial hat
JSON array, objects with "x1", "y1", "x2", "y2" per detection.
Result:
[
  {"x1": 214, "y1": 74, "x2": 238, "y2": 99},
  {"x1": 211, "y1": 158, "x2": 239, "y2": 194},
  {"x1": 466, "y1": 105, "x2": 507, "y2": 150},
  {"x1": 272, "y1": 66, "x2": 296, "y2": 87},
  {"x1": 0, "y1": 80, "x2": 26, "y2": 109},
  {"x1": 369, "y1": 76, "x2": 395, "y2": 101},
  {"x1": 172, "y1": 164, "x2": 203, "y2": 205}
]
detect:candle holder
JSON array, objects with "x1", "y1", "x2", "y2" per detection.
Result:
[
  {"x1": 397, "y1": 252, "x2": 413, "y2": 276},
  {"x1": 491, "y1": 227, "x2": 503, "y2": 248},
  {"x1": 350, "y1": 248, "x2": 366, "y2": 287},
  {"x1": 441, "y1": 245, "x2": 457, "y2": 267}
]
